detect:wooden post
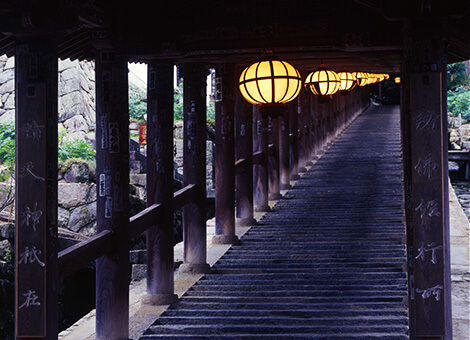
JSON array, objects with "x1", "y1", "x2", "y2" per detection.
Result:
[
  {"x1": 94, "y1": 49, "x2": 131, "y2": 339},
  {"x1": 268, "y1": 116, "x2": 282, "y2": 200},
  {"x1": 304, "y1": 94, "x2": 313, "y2": 166},
  {"x1": 142, "y1": 60, "x2": 178, "y2": 305},
  {"x1": 179, "y1": 63, "x2": 210, "y2": 274},
  {"x1": 298, "y1": 91, "x2": 308, "y2": 172},
  {"x1": 15, "y1": 36, "x2": 59, "y2": 340},
  {"x1": 235, "y1": 84, "x2": 257, "y2": 226},
  {"x1": 94, "y1": 49, "x2": 130, "y2": 339},
  {"x1": 253, "y1": 106, "x2": 270, "y2": 212},
  {"x1": 289, "y1": 100, "x2": 300, "y2": 180},
  {"x1": 403, "y1": 20, "x2": 452, "y2": 339},
  {"x1": 279, "y1": 106, "x2": 291, "y2": 189},
  {"x1": 213, "y1": 63, "x2": 238, "y2": 244}
]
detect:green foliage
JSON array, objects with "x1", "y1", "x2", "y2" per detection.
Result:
[
  {"x1": 174, "y1": 82, "x2": 184, "y2": 121},
  {"x1": 206, "y1": 99, "x2": 215, "y2": 120},
  {"x1": 447, "y1": 61, "x2": 470, "y2": 119},
  {"x1": 129, "y1": 84, "x2": 147, "y2": 122},
  {"x1": 58, "y1": 138, "x2": 96, "y2": 163},
  {"x1": 3, "y1": 249, "x2": 12, "y2": 262},
  {"x1": 0, "y1": 123, "x2": 15, "y2": 169}
]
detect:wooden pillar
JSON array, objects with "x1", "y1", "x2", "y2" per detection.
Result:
[
  {"x1": 180, "y1": 63, "x2": 210, "y2": 273},
  {"x1": 279, "y1": 107, "x2": 291, "y2": 189},
  {"x1": 142, "y1": 60, "x2": 178, "y2": 305},
  {"x1": 403, "y1": 20, "x2": 452, "y2": 339},
  {"x1": 15, "y1": 35, "x2": 58, "y2": 340},
  {"x1": 253, "y1": 106, "x2": 270, "y2": 212},
  {"x1": 235, "y1": 85, "x2": 257, "y2": 226},
  {"x1": 213, "y1": 63, "x2": 238, "y2": 244},
  {"x1": 268, "y1": 116, "x2": 282, "y2": 200},
  {"x1": 303, "y1": 94, "x2": 313, "y2": 166},
  {"x1": 298, "y1": 91, "x2": 308, "y2": 172},
  {"x1": 95, "y1": 50, "x2": 130, "y2": 339},
  {"x1": 289, "y1": 100, "x2": 300, "y2": 180}
]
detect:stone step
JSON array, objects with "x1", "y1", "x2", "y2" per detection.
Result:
[
  {"x1": 141, "y1": 334, "x2": 408, "y2": 339},
  {"x1": 155, "y1": 315, "x2": 408, "y2": 326},
  {"x1": 146, "y1": 324, "x2": 409, "y2": 336},
  {"x1": 186, "y1": 289, "x2": 406, "y2": 297}
]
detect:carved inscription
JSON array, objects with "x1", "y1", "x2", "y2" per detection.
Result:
[
  {"x1": 109, "y1": 123, "x2": 120, "y2": 153},
  {"x1": 415, "y1": 199, "x2": 441, "y2": 220},
  {"x1": 415, "y1": 242, "x2": 443, "y2": 265},
  {"x1": 414, "y1": 111, "x2": 438, "y2": 131},
  {"x1": 416, "y1": 285, "x2": 443, "y2": 301},
  {"x1": 18, "y1": 246, "x2": 45, "y2": 267},
  {"x1": 414, "y1": 155, "x2": 438, "y2": 179},
  {"x1": 21, "y1": 202, "x2": 43, "y2": 232},
  {"x1": 19, "y1": 121, "x2": 44, "y2": 140},
  {"x1": 19, "y1": 162, "x2": 45, "y2": 182},
  {"x1": 19, "y1": 290, "x2": 41, "y2": 309}
]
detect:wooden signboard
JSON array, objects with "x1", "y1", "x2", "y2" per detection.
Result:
[{"x1": 410, "y1": 71, "x2": 446, "y2": 337}]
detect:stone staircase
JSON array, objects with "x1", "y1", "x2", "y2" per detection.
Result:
[{"x1": 140, "y1": 106, "x2": 409, "y2": 339}]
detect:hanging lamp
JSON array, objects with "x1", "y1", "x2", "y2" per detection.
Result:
[
  {"x1": 304, "y1": 65, "x2": 341, "y2": 96},
  {"x1": 337, "y1": 71, "x2": 357, "y2": 93},
  {"x1": 354, "y1": 72, "x2": 368, "y2": 87},
  {"x1": 239, "y1": 59, "x2": 302, "y2": 106}
]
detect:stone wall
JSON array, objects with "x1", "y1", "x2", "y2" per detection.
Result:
[{"x1": 0, "y1": 56, "x2": 96, "y2": 141}]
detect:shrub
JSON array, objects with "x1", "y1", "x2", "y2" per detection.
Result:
[
  {"x1": 129, "y1": 84, "x2": 147, "y2": 122},
  {"x1": 0, "y1": 123, "x2": 15, "y2": 168},
  {"x1": 58, "y1": 138, "x2": 96, "y2": 163}
]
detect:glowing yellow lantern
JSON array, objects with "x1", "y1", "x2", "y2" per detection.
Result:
[
  {"x1": 305, "y1": 67, "x2": 341, "y2": 96},
  {"x1": 239, "y1": 60, "x2": 302, "y2": 105},
  {"x1": 384, "y1": 74, "x2": 390, "y2": 80},
  {"x1": 337, "y1": 71, "x2": 357, "y2": 92},
  {"x1": 354, "y1": 72, "x2": 368, "y2": 87},
  {"x1": 394, "y1": 77, "x2": 401, "y2": 83}
]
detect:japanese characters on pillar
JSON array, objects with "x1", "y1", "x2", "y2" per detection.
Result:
[
  {"x1": 95, "y1": 48, "x2": 130, "y2": 339},
  {"x1": 15, "y1": 39, "x2": 59, "y2": 338},
  {"x1": 408, "y1": 22, "x2": 450, "y2": 337},
  {"x1": 144, "y1": 60, "x2": 178, "y2": 304}
]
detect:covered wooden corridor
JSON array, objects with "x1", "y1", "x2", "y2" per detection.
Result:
[
  {"x1": 1, "y1": 1, "x2": 469, "y2": 339},
  {"x1": 140, "y1": 105, "x2": 408, "y2": 339}
]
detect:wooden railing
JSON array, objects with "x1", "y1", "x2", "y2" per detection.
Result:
[
  {"x1": 57, "y1": 146, "x2": 272, "y2": 281},
  {"x1": 57, "y1": 183, "x2": 198, "y2": 279}
]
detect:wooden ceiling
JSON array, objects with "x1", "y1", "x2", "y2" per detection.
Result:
[{"x1": 0, "y1": 0, "x2": 468, "y2": 73}]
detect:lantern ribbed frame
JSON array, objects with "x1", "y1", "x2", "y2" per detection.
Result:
[
  {"x1": 337, "y1": 71, "x2": 357, "y2": 91},
  {"x1": 354, "y1": 72, "x2": 368, "y2": 87},
  {"x1": 305, "y1": 68, "x2": 341, "y2": 96},
  {"x1": 239, "y1": 60, "x2": 302, "y2": 105}
]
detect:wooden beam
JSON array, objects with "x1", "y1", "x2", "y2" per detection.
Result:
[
  {"x1": 235, "y1": 158, "x2": 248, "y2": 175},
  {"x1": 58, "y1": 230, "x2": 114, "y2": 280},
  {"x1": 235, "y1": 87, "x2": 256, "y2": 226},
  {"x1": 143, "y1": 60, "x2": 178, "y2": 305},
  {"x1": 94, "y1": 49, "x2": 130, "y2": 339},
  {"x1": 268, "y1": 116, "x2": 282, "y2": 200},
  {"x1": 213, "y1": 63, "x2": 238, "y2": 244},
  {"x1": 15, "y1": 36, "x2": 59, "y2": 339},
  {"x1": 180, "y1": 62, "x2": 210, "y2": 274},
  {"x1": 253, "y1": 106, "x2": 270, "y2": 212},
  {"x1": 404, "y1": 20, "x2": 452, "y2": 339},
  {"x1": 279, "y1": 106, "x2": 291, "y2": 189},
  {"x1": 129, "y1": 204, "x2": 163, "y2": 239},
  {"x1": 173, "y1": 184, "x2": 198, "y2": 211}
]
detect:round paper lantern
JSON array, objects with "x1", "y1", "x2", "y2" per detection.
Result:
[
  {"x1": 354, "y1": 72, "x2": 368, "y2": 87},
  {"x1": 304, "y1": 67, "x2": 341, "y2": 96},
  {"x1": 337, "y1": 71, "x2": 357, "y2": 92},
  {"x1": 239, "y1": 60, "x2": 302, "y2": 105}
]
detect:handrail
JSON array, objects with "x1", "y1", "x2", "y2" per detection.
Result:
[
  {"x1": 235, "y1": 158, "x2": 247, "y2": 175},
  {"x1": 58, "y1": 230, "x2": 114, "y2": 279},
  {"x1": 252, "y1": 151, "x2": 264, "y2": 165},
  {"x1": 268, "y1": 144, "x2": 274, "y2": 156},
  {"x1": 129, "y1": 203, "x2": 163, "y2": 239},
  {"x1": 58, "y1": 184, "x2": 198, "y2": 279},
  {"x1": 173, "y1": 183, "x2": 197, "y2": 210}
]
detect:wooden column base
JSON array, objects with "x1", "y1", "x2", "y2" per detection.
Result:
[
  {"x1": 141, "y1": 294, "x2": 178, "y2": 306},
  {"x1": 254, "y1": 205, "x2": 272, "y2": 212},
  {"x1": 212, "y1": 234, "x2": 240, "y2": 245},
  {"x1": 269, "y1": 193, "x2": 283, "y2": 200},
  {"x1": 281, "y1": 183, "x2": 292, "y2": 190},
  {"x1": 290, "y1": 174, "x2": 301, "y2": 180},
  {"x1": 236, "y1": 217, "x2": 258, "y2": 226},
  {"x1": 178, "y1": 263, "x2": 211, "y2": 274}
]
